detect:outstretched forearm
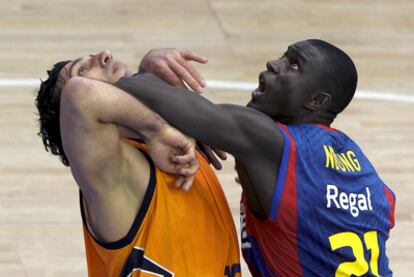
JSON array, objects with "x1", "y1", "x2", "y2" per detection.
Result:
[
  {"x1": 115, "y1": 73, "x2": 249, "y2": 156},
  {"x1": 114, "y1": 73, "x2": 286, "y2": 217}
]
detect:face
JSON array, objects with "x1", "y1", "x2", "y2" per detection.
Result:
[
  {"x1": 58, "y1": 50, "x2": 132, "y2": 87},
  {"x1": 247, "y1": 40, "x2": 325, "y2": 122}
]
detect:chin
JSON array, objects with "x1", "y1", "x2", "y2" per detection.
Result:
[
  {"x1": 247, "y1": 101, "x2": 278, "y2": 119},
  {"x1": 246, "y1": 98, "x2": 259, "y2": 108},
  {"x1": 246, "y1": 100, "x2": 264, "y2": 112}
]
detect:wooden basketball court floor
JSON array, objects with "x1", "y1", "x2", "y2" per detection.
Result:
[{"x1": 1, "y1": 0, "x2": 413, "y2": 276}]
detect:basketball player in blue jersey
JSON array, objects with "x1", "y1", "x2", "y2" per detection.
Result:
[{"x1": 85, "y1": 39, "x2": 395, "y2": 276}]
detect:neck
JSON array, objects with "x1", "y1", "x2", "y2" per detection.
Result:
[{"x1": 276, "y1": 110, "x2": 335, "y2": 126}]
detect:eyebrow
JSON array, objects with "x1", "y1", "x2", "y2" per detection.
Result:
[
  {"x1": 68, "y1": 57, "x2": 83, "y2": 77},
  {"x1": 287, "y1": 46, "x2": 308, "y2": 62}
]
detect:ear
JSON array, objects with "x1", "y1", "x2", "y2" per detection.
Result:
[{"x1": 304, "y1": 92, "x2": 332, "y2": 111}]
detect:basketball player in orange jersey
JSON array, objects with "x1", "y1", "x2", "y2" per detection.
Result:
[{"x1": 35, "y1": 49, "x2": 240, "y2": 276}]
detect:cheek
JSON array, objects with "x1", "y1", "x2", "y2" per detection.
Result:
[
  {"x1": 86, "y1": 68, "x2": 110, "y2": 82},
  {"x1": 274, "y1": 93, "x2": 299, "y2": 114}
]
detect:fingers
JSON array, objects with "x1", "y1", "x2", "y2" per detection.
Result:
[
  {"x1": 180, "y1": 50, "x2": 208, "y2": 64},
  {"x1": 170, "y1": 156, "x2": 197, "y2": 176},
  {"x1": 169, "y1": 59, "x2": 204, "y2": 94},
  {"x1": 141, "y1": 48, "x2": 207, "y2": 93},
  {"x1": 175, "y1": 176, "x2": 185, "y2": 188},
  {"x1": 172, "y1": 152, "x2": 195, "y2": 164},
  {"x1": 174, "y1": 157, "x2": 199, "y2": 192},
  {"x1": 180, "y1": 157, "x2": 199, "y2": 176},
  {"x1": 174, "y1": 175, "x2": 195, "y2": 192},
  {"x1": 176, "y1": 52, "x2": 207, "y2": 90},
  {"x1": 197, "y1": 143, "x2": 226, "y2": 170},
  {"x1": 213, "y1": 149, "x2": 227, "y2": 161},
  {"x1": 153, "y1": 64, "x2": 186, "y2": 88},
  {"x1": 196, "y1": 143, "x2": 209, "y2": 161},
  {"x1": 208, "y1": 151, "x2": 222, "y2": 170},
  {"x1": 179, "y1": 164, "x2": 198, "y2": 176},
  {"x1": 181, "y1": 176, "x2": 194, "y2": 192},
  {"x1": 197, "y1": 143, "x2": 222, "y2": 170}
]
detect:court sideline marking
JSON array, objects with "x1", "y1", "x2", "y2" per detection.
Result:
[{"x1": 1, "y1": 78, "x2": 413, "y2": 104}]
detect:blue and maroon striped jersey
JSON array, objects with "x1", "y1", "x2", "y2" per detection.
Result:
[{"x1": 241, "y1": 123, "x2": 395, "y2": 277}]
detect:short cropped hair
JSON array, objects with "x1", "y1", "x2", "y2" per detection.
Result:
[
  {"x1": 35, "y1": 60, "x2": 71, "y2": 166},
  {"x1": 309, "y1": 39, "x2": 358, "y2": 114}
]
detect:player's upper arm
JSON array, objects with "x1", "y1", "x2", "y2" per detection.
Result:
[
  {"x1": 115, "y1": 73, "x2": 284, "y2": 161},
  {"x1": 59, "y1": 77, "x2": 128, "y2": 192},
  {"x1": 214, "y1": 104, "x2": 285, "y2": 162},
  {"x1": 115, "y1": 73, "x2": 285, "y2": 216}
]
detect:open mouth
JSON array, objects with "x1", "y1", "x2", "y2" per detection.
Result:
[
  {"x1": 251, "y1": 73, "x2": 266, "y2": 99},
  {"x1": 259, "y1": 73, "x2": 266, "y2": 91}
]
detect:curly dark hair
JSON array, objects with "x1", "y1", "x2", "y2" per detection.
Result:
[{"x1": 35, "y1": 60, "x2": 72, "y2": 166}]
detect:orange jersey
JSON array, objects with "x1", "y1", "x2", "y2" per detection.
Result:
[{"x1": 80, "y1": 140, "x2": 241, "y2": 276}]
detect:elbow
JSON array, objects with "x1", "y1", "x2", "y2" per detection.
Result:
[
  {"x1": 61, "y1": 77, "x2": 98, "y2": 110},
  {"x1": 62, "y1": 76, "x2": 95, "y2": 98}
]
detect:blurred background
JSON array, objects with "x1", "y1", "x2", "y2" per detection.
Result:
[{"x1": 1, "y1": 0, "x2": 413, "y2": 276}]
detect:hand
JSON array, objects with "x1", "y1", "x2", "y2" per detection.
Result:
[
  {"x1": 146, "y1": 126, "x2": 199, "y2": 191},
  {"x1": 139, "y1": 48, "x2": 208, "y2": 94},
  {"x1": 196, "y1": 143, "x2": 227, "y2": 170}
]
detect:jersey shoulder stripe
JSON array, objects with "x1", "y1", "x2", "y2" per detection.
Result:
[{"x1": 269, "y1": 123, "x2": 296, "y2": 220}]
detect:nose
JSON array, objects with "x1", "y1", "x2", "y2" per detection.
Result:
[
  {"x1": 92, "y1": 50, "x2": 113, "y2": 67},
  {"x1": 266, "y1": 60, "x2": 281, "y2": 74}
]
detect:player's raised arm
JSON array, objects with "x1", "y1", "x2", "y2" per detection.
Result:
[
  {"x1": 115, "y1": 73, "x2": 286, "y2": 217},
  {"x1": 116, "y1": 73, "x2": 282, "y2": 158},
  {"x1": 60, "y1": 77, "x2": 198, "y2": 196}
]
